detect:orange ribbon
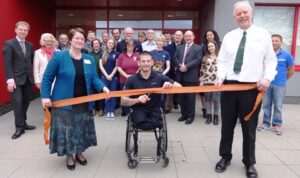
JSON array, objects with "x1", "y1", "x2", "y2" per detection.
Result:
[{"x1": 44, "y1": 84, "x2": 264, "y2": 144}]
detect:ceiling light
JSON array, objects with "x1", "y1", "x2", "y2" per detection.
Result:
[
  {"x1": 118, "y1": 14, "x2": 123, "y2": 17},
  {"x1": 177, "y1": 0, "x2": 183, "y2": 1},
  {"x1": 68, "y1": 13, "x2": 74, "y2": 17},
  {"x1": 167, "y1": 14, "x2": 174, "y2": 18}
]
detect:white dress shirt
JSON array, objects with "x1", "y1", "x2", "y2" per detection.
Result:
[
  {"x1": 217, "y1": 25, "x2": 277, "y2": 82},
  {"x1": 142, "y1": 40, "x2": 157, "y2": 52}
]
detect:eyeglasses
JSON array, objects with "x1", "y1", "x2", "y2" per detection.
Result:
[{"x1": 127, "y1": 44, "x2": 134, "y2": 47}]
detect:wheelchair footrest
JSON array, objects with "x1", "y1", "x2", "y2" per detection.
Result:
[{"x1": 139, "y1": 156, "x2": 156, "y2": 163}]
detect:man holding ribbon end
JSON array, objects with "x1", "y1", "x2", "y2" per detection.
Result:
[{"x1": 214, "y1": 1, "x2": 277, "y2": 178}]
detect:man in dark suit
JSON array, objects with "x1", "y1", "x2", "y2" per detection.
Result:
[
  {"x1": 116, "y1": 27, "x2": 143, "y2": 53},
  {"x1": 164, "y1": 30, "x2": 184, "y2": 112},
  {"x1": 3, "y1": 21, "x2": 36, "y2": 139},
  {"x1": 174, "y1": 30, "x2": 202, "y2": 125}
]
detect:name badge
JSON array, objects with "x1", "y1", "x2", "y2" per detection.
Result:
[{"x1": 84, "y1": 59, "x2": 91, "y2": 64}]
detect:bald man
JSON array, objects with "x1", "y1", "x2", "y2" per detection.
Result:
[{"x1": 174, "y1": 30, "x2": 203, "y2": 125}]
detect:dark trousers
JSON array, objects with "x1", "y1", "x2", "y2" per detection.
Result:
[
  {"x1": 10, "y1": 78, "x2": 32, "y2": 130},
  {"x1": 179, "y1": 81, "x2": 197, "y2": 119},
  {"x1": 219, "y1": 81, "x2": 261, "y2": 166}
]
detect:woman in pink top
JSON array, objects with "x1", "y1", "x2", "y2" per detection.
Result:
[{"x1": 117, "y1": 40, "x2": 139, "y2": 116}]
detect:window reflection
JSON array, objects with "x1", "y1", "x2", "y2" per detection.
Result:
[{"x1": 253, "y1": 6, "x2": 294, "y2": 52}]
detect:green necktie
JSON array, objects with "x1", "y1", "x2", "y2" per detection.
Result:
[{"x1": 234, "y1": 31, "x2": 247, "y2": 74}]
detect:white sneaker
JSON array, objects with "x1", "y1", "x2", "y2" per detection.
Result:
[
  {"x1": 105, "y1": 113, "x2": 111, "y2": 121},
  {"x1": 110, "y1": 112, "x2": 115, "y2": 120}
]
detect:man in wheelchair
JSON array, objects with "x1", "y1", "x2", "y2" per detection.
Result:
[
  {"x1": 121, "y1": 51, "x2": 181, "y2": 130},
  {"x1": 121, "y1": 51, "x2": 181, "y2": 168}
]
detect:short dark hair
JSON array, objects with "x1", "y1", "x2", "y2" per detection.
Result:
[
  {"x1": 138, "y1": 51, "x2": 152, "y2": 60},
  {"x1": 272, "y1": 34, "x2": 283, "y2": 41},
  {"x1": 91, "y1": 39, "x2": 101, "y2": 49},
  {"x1": 111, "y1": 28, "x2": 121, "y2": 34},
  {"x1": 68, "y1": 28, "x2": 86, "y2": 40},
  {"x1": 163, "y1": 30, "x2": 171, "y2": 35}
]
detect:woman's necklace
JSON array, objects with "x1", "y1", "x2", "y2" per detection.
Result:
[{"x1": 69, "y1": 50, "x2": 82, "y2": 60}]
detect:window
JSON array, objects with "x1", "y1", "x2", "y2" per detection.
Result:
[{"x1": 253, "y1": 6, "x2": 294, "y2": 52}]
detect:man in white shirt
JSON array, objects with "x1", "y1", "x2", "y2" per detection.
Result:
[
  {"x1": 142, "y1": 29, "x2": 157, "y2": 52},
  {"x1": 214, "y1": 1, "x2": 277, "y2": 178}
]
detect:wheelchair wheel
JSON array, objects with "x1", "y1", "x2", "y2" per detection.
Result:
[
  {"x1": 162, "y1": 114, "x2": 168, "y2": 152},
  {"x1": 128, "y1": 159, "x2": 138, "y2": 169},
  {"x1": 125, "y1": 116, "x2": 131, "y2": 153},
  {"x1": 162, "y1": 157, "x2": 169, "y2": 168}
]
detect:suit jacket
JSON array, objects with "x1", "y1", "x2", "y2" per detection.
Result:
[
  {"x1": 3, "y1": 38, "x2": 34, "y2": 85},
  {"x1": 116, "y1": 39, "x2": 143, "y2": 53},
  {"x1": 41, "y1": 51, "x2": 105, "y2": 110},
  {"x1": 174, "y1": 43, "x2": 203, "y2": 83}
]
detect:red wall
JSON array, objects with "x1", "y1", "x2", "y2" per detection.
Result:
[{"x1": 0, "y1": 0, "x2": 55, "y2": 104}]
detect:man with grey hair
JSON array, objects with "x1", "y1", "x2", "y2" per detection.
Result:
[
  {"x1": 101, "y1": 31, "x2": 109, "y2": 51},
  {"x1": 214, "y1": 1, "x2": 277, "y2": 177},
  {"x1": 142, "y1": 29, "x2": 157, "y2": 52},
  {"x1": 116, "y1": 27, "x2": 142, "y2": 53}
]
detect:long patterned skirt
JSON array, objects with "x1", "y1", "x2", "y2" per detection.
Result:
[{"x1": 49, "y1": 104, "x2": 97, "y2": 156}]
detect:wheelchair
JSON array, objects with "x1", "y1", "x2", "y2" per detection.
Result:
[{"x1": 125, "y1": 108, "x2": 169, "y2": 169}]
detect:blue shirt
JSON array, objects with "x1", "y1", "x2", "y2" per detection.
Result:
[
  {"x1": 102, "y1": 50, "x2": 120, "y2": 78},
  {"x1": 272, "y1": 48, "x2": 294, "y2": 86},
  {"x1": 150, "y1": 49, "x2": 170, "y2": 73}
]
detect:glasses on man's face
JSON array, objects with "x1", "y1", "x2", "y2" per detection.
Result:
[{"x1": 127, "y1": 44, "x2": 134, "y2": 47}]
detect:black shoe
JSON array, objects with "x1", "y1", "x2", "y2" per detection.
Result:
[
  {"x1": 25, "y1": 124, "x2": 36, "y2": 130},
  {"x1": 202, "y1": 108, "x2": 207, "y2": 118},
  {"x1": 206, "y1": 114, "x2": 212, "y2": 124},
  {"x1": 215, "y1": 158, "x2": 231, "y2": 173},
  {"x1": 245, "y1": 165, "x2": 258, "y2": 178},
  {"x1": 121, "y1": 111, "x2": 128, "y2": 117},
  {"x1": 75, "y1": 155, "x2": 87, "y2": 166},
  {"x1": 164, "y1": 110, "x2": 170, "y2": 114},
  {"x1": 11, "y1": 129, "x2": 25, "y2": 139},
  {"x1": 185, "y1": 118, "x2": 194, "y2": 125},
  {"x1": 213, "y1": 115, "x2": 219, "y2": 125},
  {"x1": 173, "y1": 104, "x2": 179, "y2": 110},
  {"x1": 66, "y1": 162, "x2": 76, "y2": 170},
  {"x1": 177, "y1": 116, "x2": 186, "y2": 122}
]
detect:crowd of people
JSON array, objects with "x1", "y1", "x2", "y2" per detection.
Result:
[{"x1": 3, "y1": 1, "x2": 295, "y2": 177}]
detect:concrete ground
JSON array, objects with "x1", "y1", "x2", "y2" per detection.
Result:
[{"x1": 0, "y1": 98, "x2": 300, "y2": 178}]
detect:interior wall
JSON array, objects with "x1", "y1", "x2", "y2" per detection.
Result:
[{"x1": 0, "y1": 0, "x2": 55, "y2": 104}]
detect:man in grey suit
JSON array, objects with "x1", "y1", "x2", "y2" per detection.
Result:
[
  {"x1": 3, "y1": 21, "x2": 36, "y2": 139},
  {"x1": 174, "y1": 30, "x2": 203, "y2": 125}
]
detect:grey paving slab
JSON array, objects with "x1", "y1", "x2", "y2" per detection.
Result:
[{"x1": 0, "y1": 98, "x2": 299, "y2": 178}]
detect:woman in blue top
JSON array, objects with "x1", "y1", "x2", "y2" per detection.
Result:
[
  {"x1": 150, "y1": 35, "x2": 170, "y2": 75},
  {"x1": 41, "y1": 28, "x2": 109, "y2": 170},
  {"x1": 99, "y1": 38, "x2": 120, "y2": 120},
  {"x1": 150, "y1": 35, "x2": 171, "y2": 110}
]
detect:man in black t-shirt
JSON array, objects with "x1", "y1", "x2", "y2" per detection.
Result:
[{"x1": 121, "y1": 51, "x2": 181, "y2": 129}]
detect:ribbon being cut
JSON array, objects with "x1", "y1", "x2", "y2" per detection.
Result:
[{"x1": 43, "y1": 84, "x2": 264, "y2": 144}]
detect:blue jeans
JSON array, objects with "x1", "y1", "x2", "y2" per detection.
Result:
[
  {"x1": 102, "y1": 76, "x2": 118, "y2": 113},
  {"x1": 262, "y1": 83, "x2": 286, "y2": 127}
]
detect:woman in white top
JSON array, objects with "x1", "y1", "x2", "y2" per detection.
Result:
[{"x1": 33, "y1": 33, "x2": 56, "y2": 89}]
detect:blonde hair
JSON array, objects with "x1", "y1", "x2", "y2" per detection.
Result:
[
  {"x1": 101, "y1": 38, "x2": 115, "y2": 65},
  {"x1": 156, "y1": 34, "x2": 166, "y2": 45},
  {"x1": 40, "y1": 33, "x2": 55, "y2": 46},
  {"x1": 15, "y1": 21, "x2": 30, "y2": 30}
]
